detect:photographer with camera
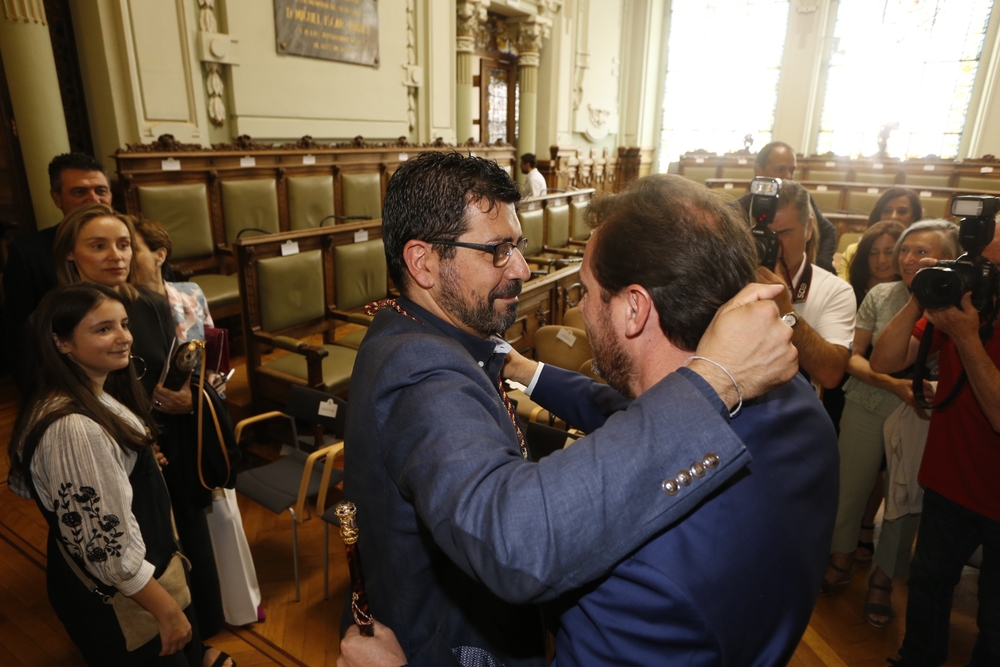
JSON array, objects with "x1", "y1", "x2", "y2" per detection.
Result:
[
  {"x1": 750, "y1": 179, "x2": 856, "y2": 393},
  {"x1": 870, "y1": 196, "x2": 1000, "y2": 667}
]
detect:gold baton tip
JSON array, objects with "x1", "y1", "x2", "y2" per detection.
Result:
[{"x1": 335, "y1": 501, "x2": 359, "y2": 544}]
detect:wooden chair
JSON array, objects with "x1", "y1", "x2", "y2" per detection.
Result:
[
  {"x1": 330, "y1": 238, "x2": 390, "y2": 350},
  {"x1": 509, "y1": 325, "x2": 592, "y2": 426},
  {"x1": 234, "y1": 222, "x2": 382, "y2": 412},
  {"x1": 234, "y1": 385, "x2": 347, "y2": 601}
]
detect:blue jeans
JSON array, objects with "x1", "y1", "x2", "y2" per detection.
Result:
[{"x1": 896, "y1": 489, "x2": 999, "y2": 666}]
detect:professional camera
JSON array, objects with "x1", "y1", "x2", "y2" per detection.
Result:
[
  {"x1": 749, "y1": 177, "x2": 781, "y2": 271},
  {"x1": 910, "y1": 196, "x2": 999, "y2": 314}
]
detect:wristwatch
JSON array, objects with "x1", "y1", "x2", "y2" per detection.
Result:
[{"x1": 781, "y1": 311, "x2": 800, "y2": 328}]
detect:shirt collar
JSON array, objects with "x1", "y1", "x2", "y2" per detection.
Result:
[
  {"x1": 396, "y1": 296, "x2": 508, "y2": 373},
  {"x1": 790, "y1": 252, "x2": 808, "y2": 285}
]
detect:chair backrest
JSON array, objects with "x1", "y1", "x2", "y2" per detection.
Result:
[
  {"x1": 837, "y1": 232, "x2": 861, "y2": 254},
  {"x1": 288, "y1": 175, "x2": 335, "y2": 230},
  {"x1": 807, "y1": 187, "x2": 843, "y2": 212},
  {"x1": 720, "y1": 166, "x2": 754, "y2": 180},
  {"x1": 918, "y1": 195, "x2": 950, "y2": 219},
  {"x1": 854, "y1": 171, "x2": 897, "y2": 185},
  {"x1": 222, "y1": 179, "x2": 280, "y2": 244},
  {"x1": 534, "y1": 325, "x2": 591, "y2": 371},
  {"x1": 341, "y1": 172, "x2": 382, "y2": 219},
  {"x1": 563, "y1": 306, "x2": 584, "y2": 330},
  {"x1": 681, "y1": 166, "x2": 716, "y2": 184},
  {"x1": 137, "y1": 184, "x2": 215, "y2": 261},
  {"x1": 334, "y1": 239, "x2": 387, "y2": 310},
  {"x1": 904, "y1": 173, "x2": 950, "y2": 188},
  {"x1": 569, "y1": 200, "x2": 590, "y2": 241},
  {"x1": 578, "y1": 358, "x2": 603, "y2": 382},
  {"x1": 845, "y1": 189, "x2": 883, "y2": 216},
  {"x1": 545, "y1": 204, "x2": 570, "y2": 248},
  {"x1": 286, "y1": 384, "x2": 348, "y2": 437},
  {"x1": 519, "y1": 208, "x2": 545, "y2": 256},
  {"x1": 257, "y1": 249, "x2": 326, "y2": 332},
  {"x1": 806, "y1": 170, "x2": 848, "y2": 183},
  {"x1": 956, "y1": 175, "x2": 1000, "y2": 192}
]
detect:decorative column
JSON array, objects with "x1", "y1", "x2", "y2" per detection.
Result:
[
  {"x1": 197, "y1": 0, "x2": 239, "y2": 133},
  {"x1": 516, "y1": 13, "x2": 553, "y2": 172},
  {"x1": 456, "y1": 1, "x2": 487, "y2": 144},
  {"x1": 0, "y1": 0, "x2": 71, "y2": 229}
]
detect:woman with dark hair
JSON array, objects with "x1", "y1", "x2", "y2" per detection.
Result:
[
  {"x1": 8, "y1": 284, "x2": 202, "y2": 665},
  {"x1": 825, "y1": 220, "x2": 960, "y2": 628},
  {"x1": 848, "y1": 221, "x2": 906, "y2": 306},
  {"x1": 50, "y1": 203, "x2": 232, "y2": 666},
  {"x1": 838, "y1": 188, "x2": 923, "y2": 280}
]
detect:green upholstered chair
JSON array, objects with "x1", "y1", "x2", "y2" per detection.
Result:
[
  {"x1": 905, "y1": 173, "x2": 950, "y2": 188},
  {"x1": 341, "y1": 172, "x2": 382, "y2": 219},
  {"x1": 918, "y1": 195, "x2": 950, "y2": 219},
  {"x1": 956, "y1": 175, "x2": 1000, "y2": 192},
  {"x1": 806, "y1": 170, "x2": 848, "y2": 183},
  {"x1": 681, "y1": 166, "x2": 717, "y2": 184},
  {"x1": 221, "y1": 179, "x2": 280, "y2": 245},
  {"x1": 288, "y1": 175, "x2": 336, "y2": 230},
  {"x1": 330, "y1": 239, "x2": 388, "y2": 350},
  {"x1": 137, "y1": 184, "x2": 214, "y2": 261},
  {"x1": 569, "y1": 200, "x2": 590, "y2": 242},
  {"x1": 544, "y1": 204, "x2": 571, "y2": 250},
  {"x1": 137, "y1": 183, "x2": 240, "y2": 318},
  {"x1": 846, "y1": 190, "x2": 883, "y2": 216},
  {"x1": 519, "y1": 209, "x2": 545, "y2": 257},
  {"x1": 253, "y1": 249, "x2": 357, "y2": 400},
  {"x1": 807, "y1": 187, "x2": 843, "y2": 213}
]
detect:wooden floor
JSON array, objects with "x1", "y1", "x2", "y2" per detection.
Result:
[{"x1": 0, "y1": 364, "x2": 982, "y2": 666}]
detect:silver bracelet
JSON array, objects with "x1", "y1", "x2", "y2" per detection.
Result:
[{"x1": 684, "y1": 355, "x2": 743, "y2": 418}]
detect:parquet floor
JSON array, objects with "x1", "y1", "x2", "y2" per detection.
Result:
[{"x1": 0, "y1": 363, "x2": 981, "y2": 666}]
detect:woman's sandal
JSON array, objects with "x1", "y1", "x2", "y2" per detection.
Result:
[
  {"x1": 863, "y1": 580, "x2": 895, "y2": 628},
  {"x1": 203, "y1": 645, "x2": 237, "y2": 667},
  {"x1": 855, "y1": 523, "x2": 876, "y2": 562},
  {"x1": 820, "y1": 561, "x2": 853, "y2": 595}
]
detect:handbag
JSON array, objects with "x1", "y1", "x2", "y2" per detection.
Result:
[
  {"x1": 194, "y1": 348, "x2": 241, "y2": 490},
  {"x1": 160, "y1": 339, "x2": 203, "y2": 392},
  {"x1": 56, "y1": 537, "x2": 191, "y2": 651}
]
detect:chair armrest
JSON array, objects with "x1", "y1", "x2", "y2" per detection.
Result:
[
  {"x1": 294, "y1": 441, "x2": 346, "y2": 522},
  {"x1": 315, "y1": 441, "x2": 346, "y2": 515},
  {"x1": 255, "y1": 332, "x2": 330, "y2": 360},
  {"x1": 543, "y1": 246, "x2": 583, "y2": 257},
  {"x1": 331, "y1": 310, "x2": 374, "y2": 326},
  {"x1": 234, "y1": 410, "x2": 290, "y2": 442}
]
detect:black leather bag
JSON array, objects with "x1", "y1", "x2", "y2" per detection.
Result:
[{"x1": 192, "y1": 357, "x2": 240, "y2": 490}]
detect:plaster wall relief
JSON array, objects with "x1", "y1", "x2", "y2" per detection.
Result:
[
  {"x1": 197, "y1": 0, "x2": 239, "y2": 127},
  {"x1": 571, "y1": 0, "x2": 620, "y2": 143},
  {"x1": 456, "y1": 0, "x2": 489, "y2": 54},
  {"x1": 403, "y1": 0, "x2": 422, "y2": 135}
]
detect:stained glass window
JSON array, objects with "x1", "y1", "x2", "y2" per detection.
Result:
[
  {"x1": 658, "y1": 0, "x2": 790, "y2": 172},
  {"x1": 485, "y1": 66, "x2": 510, "y2": 144},
  {"x1": 816, "y1": 0, "x2": 994, "y2": 159}
]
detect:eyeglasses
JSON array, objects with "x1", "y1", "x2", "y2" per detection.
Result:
[{"x1": 430, "y1": 237, "x2": 529, "y2": 267}]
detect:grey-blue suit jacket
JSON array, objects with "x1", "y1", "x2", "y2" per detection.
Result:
[{"x1": 341, "y1": 298, "x2": 754, "y2": 667}]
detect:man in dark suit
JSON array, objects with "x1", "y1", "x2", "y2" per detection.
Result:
[
  {"x1": 337, "y1": 152, "x2": 799, "y2": 667},
  {"x1": 3, "y1": 153, "x2": 111, "y2": 388},
  {"x1": 736, "y1": 141, "x2": 838, "y2": 272}
]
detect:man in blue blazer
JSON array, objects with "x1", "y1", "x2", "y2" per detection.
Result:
[{"x1": 339, "y1": 153, "x2": 800, "y2": 667}]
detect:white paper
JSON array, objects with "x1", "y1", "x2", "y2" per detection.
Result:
[
  {"x1": 825, "y1": 161, "x2": 836, "y2": 167},
  {"x1": 317, "y1": 399, "x2": 339, "y2": 418},
  {"x1": 161, "y1": 158, "x2": 181, "y2": 171},
  {"x1": 981, "y1": 166, "x2": 994, "y2": 173},
  {"x1": 923, "y1": 164, "x2": 935, "y2": 171},
  {"x1": 354, "y1": 229, "x2": 369, "y2": 243},
  {"x1": 240, "y1": 156, "x2": 256, "y2": 168},
  {"x1": 737, "y1": 158, "x2": 748, "y2": 165},
  {"x1": 469, "y1": 152, "x2": 477, "y2": 157},
  {"x1": 695, "y1": 157, "x2": 705, "y2": 164},
  {"x1": 302, "y1": 154, "x2": 316, "y2": 165},
  {"x1": 507, "y1": 0, "x2": 520, "y2": 6},
  {"x1": 920, "y1": 190, "x2": 932, "y2": 198},
  {"x1": 873, "y1": 163, "x2": 884, "y2": 170},
  {"x1": 867, "y1": 187, "x2": 879, "y2": 194},
  {"x1": 724, "y1": 183, "x2": 734, "y2": 189},
  {"x1": 398, "y1": 153, "x2": 409, "y2": 161},
  {"x1": 280, "y1": 240, "x2": 300, "y2": 256},
  {"x1": 556, "y1": 327, "x2": 577, "y2": 347}
]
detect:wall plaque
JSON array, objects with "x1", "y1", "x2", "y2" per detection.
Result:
[{"x1": 274, "y1": 0, "x2": 379, "y2": 67}]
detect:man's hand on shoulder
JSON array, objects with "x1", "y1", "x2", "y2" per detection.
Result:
[
  {"x1": 691, "y1": 283, "x2": 798, "y2": 407},
  {"x1": 755, "y1": 266, "x2": 794, "y2": 313}
]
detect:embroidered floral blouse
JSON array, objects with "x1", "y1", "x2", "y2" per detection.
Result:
[
  {"x1": 164, "y1": 281, "x2": 214, "y2": 343},
  {"x1": 28, "y1": 394, "x2": 155, "y2": 596}
]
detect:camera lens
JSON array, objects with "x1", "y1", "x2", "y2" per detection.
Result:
[{"x1": 911, "y1": 267, "x2": 966, "y2": 310}]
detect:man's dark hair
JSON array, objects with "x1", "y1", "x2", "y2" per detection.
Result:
[
  {"x1": 867, "y1": 187, "x2": 923, "y2": 227},
  {"x1": 521, "y1": 153, "x2": 537, "y2": 169},
  {"x1": 754, "y1": 141, "x2": 795, "y2": 170},
  {"x1": 587, "y1": 174, "x2": 757, "y2": 352},
  {"x1": 382, "y1": 151, "x2": 521, "y2": 292},
  {"x1": 48, "y1": 153, "x2": 106, "y2": 192}
]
